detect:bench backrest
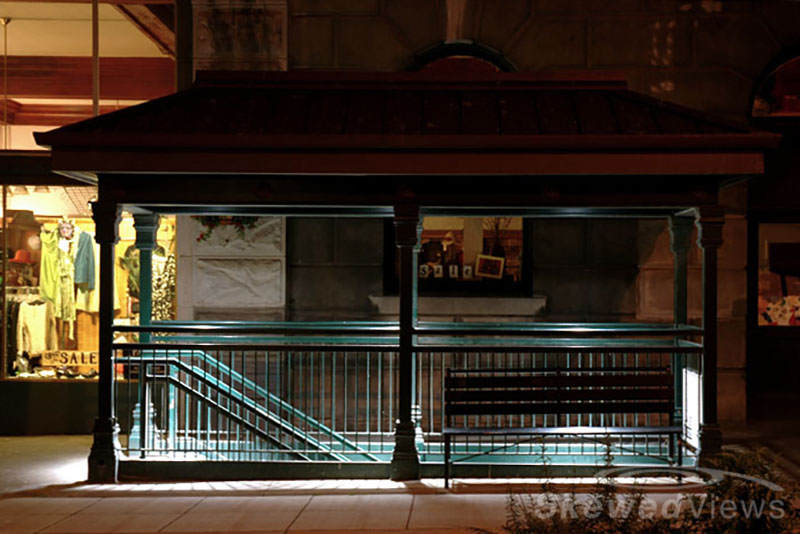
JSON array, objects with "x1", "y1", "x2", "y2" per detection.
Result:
[{"x1": 444, "y1": 367, "x2": 674, "y2": 420}]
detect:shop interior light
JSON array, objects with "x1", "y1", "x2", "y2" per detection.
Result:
[
  {"x1": 11, "y1": 185, "x2": 28, "y2": 195},
  {"x1": 34, "y1": 185, "x2": 50, "y2": 193}
]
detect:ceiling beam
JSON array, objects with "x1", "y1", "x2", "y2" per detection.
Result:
[
  {"x1": 10, "y1": 103, "x2": 129, "y2": 126},
  {"x1": 4, "y1": 56, "x2": 174, "y2": 99},
  {"x1": 0, "y1": 99, "x2": 23, "y2": 124},
  {"x1": 114, "y1": 5, "x2": 175, "y2": 57}
]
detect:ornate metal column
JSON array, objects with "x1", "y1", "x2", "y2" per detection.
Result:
[
  {"x1": 88, "y1": 201, "x2": 122, "y2": 482},
  {"x1": 696, "y1": 207, "x2": 724, "y2": 458},
  {"x1": 669, "y1": 214, "x2": 694, "y2": 427},
  {"x1": 131, "y1": 213, "x2": 160, "y2": 456},
  {"x1": 391, "y1": 204, "x2": 421, "y2": 480},
  {"x1": 133, "y1": 213, "x2": 159, "y2": 342}
]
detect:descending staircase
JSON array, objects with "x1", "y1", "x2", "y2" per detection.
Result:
[{"x1": 121, "y1": 349, "x2": 380, "y2": 462}]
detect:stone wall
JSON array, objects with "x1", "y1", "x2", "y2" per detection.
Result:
[
  {"x1": 288, "y1": 0, "x2": 800, "y2": 121},
  {"x1": 286, "y1": 218, "x2": 384, "y2": 320},
  {"x1": 532, "y1": 219, "x2": 638, "y2": 322}
]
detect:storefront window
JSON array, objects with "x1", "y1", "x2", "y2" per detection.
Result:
[
  {"x1": 752, "y1": 56, "x2": 800, "y2": 117},
  {"x1": 385, "y1": 216, "x2": 532, "y2": 296},
  {"x1": 757, "y1": 223, "x2": 800, "y2": 326},
  {"x1": 0, "y1": 184, "x2": 176, "y2": 379}
]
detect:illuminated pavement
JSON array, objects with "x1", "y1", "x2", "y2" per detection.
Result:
[
  {"x1": 0, "y1": 436, "x2": 90, "y2": 496},
  {"x1": 1, "y1": 432, "x2": 798, "y2": 534}
]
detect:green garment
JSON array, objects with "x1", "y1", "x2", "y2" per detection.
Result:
[{"x1": 38, "y1": 230, "x2": 59, "y2": 304}]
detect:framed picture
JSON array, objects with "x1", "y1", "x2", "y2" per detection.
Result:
[{"x1": 475, "y1": 254, "x2": 505, "y2": 279}]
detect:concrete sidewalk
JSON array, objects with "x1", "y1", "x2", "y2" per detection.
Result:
[
  {"x1": 0, "y1": 436, "x2": 508, "y2": 533},
  {"x1": 0, "y1": 491, "x2": 509, "y2": 534},
  {"x1": 2, "y1": 430, "x2": 798, "y2": 534}
]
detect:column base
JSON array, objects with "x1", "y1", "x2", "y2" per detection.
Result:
[
  {"x1": 698, "y1": 423, "x2": 723, "y2": 462},
  {"x1": 88, "y1": 417, "x2": 122, "y2": 483},
  {"x1": 391, "y1": 421, "x2": 420, "y2": 481}
]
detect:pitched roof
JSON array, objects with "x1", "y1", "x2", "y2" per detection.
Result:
[{"x1": 35, "y1": 71, "x2": 779, "y2": 176}]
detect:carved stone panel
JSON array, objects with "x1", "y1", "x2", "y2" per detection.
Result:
[
  {"x1": 194, "y1": 258, "x2": 284, "y2": 308},
  {"x1": 193, "y1": 0, "x2": 288, "y2": 71},
  {"x1": 176, "y1": 215, "x2": 286, "y2": 320},
  {"x1": 192, "y1": 216, "x2": 284, "y2": 256}
]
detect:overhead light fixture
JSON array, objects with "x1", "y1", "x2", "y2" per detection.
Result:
[
  {"x1": 12, "y1": 185, "x2": 28, "y2": 195},
  {"x1": 34, "y1": 185, "x2": 50, "y2": 193}
]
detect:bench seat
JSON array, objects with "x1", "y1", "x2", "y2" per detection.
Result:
[{"x1": 442, "y1": 367, "x2": 683, "y2": 488}]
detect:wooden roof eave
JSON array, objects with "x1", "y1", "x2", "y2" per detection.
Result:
[
  {"x1": 35, "y1": 132, "x2": 781, "y2": 152},
  {"x1": 0, "y1": 150, "x2": 97, "y2": 186},
  {"x1": 48, "y1": 147, "x2": 766, "y2": 177}
]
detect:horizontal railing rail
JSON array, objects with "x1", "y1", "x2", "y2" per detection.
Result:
[{"x1": 117, "y1": 320, "x2": 703, "y2": 338}]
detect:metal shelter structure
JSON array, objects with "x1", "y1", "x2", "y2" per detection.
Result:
[{"x1": 35, "y1": 71, "x2": 780, "y2": 482}]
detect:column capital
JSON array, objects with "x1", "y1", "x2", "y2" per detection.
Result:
[
  {"x1": 695, "y1": 207, "x2": 724, "y2": 250},
  {"x1": 92, "y1": 202, "x2": 122, "y2": 245},
  {"x1": 668, "y1": 214, "x2": 694, "y2": 255},
  {"x1": 133, "y1": 212, "x2": 160, "y2": 251},
  {"x1": 393, "y1": 205, "x2": 422, "y2": 248}
]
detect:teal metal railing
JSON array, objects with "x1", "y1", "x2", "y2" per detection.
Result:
[{"x1": 113, "y1": 321, "x2": 701, "y2": 467}]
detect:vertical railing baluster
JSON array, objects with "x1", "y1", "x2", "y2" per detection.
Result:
[
  {"x1": 302, "y1": 350, "x2": 308, "y2": 459},
  {"x1": 386, "y1": 352, "x2": 395, "y2": 448},
  {"x1": 377, "y1": 351, "x2": 383, "y2": 453},
  {"x1": 320, "y1": 351, "x2": 325, "y2": 443},
  {"x1": 355, "y1": 351, "x2": 360, "y2": 458},
  {"x1": 331, "y1": 351, "x2": 337, "y2": 452},
  {"x1": 310, "y1": 350, "x2": 315, "y2": 457},
  {"x1": 268, "y1": 350, "x2": 273, "y2": 458},
  {"x1": 344, "y1": 351, "x2": 349, "y2": 447},
  {"x1": 439, "y1": 352, "x2": 445, "y2": 454},
  {"x1": 366, "y1": 351, "x2": 372, "y2": 456},
  {"x1": 427, "y1": 351, "x2": 433, "y2": 455}
]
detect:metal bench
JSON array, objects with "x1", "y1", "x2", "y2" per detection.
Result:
[{"x1": 442, "y1": 367, "x2": 682, "y2": 488}]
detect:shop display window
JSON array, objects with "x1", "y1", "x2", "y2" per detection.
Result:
[
  {"x1": 0, "y1": 185, "x2": 176, "y2": 380},
  {"x1": 384, "y1": 216, "x2": 532, "y2": 296},
  {"x1": 757, "y1": 223, "x2": 800, "y2": 326}
]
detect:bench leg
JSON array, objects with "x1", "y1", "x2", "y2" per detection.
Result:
[
  {"x1": 444, "y1": 434, "x2": 451, "y2": 489},
  {"x1": 669, "y1": 432, "x2": 675, "y2": 464}
]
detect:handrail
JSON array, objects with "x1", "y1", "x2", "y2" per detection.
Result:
[
  {"x1": 142, "y1": 358, "x2": 344, "y2": 461},
  {"x1": 122, "y1": 349, "x2": 380, "y2": 461},
  {"x1": 415, "y1": 322, "x2": 703, "y2": 337},
  {"x1": 114, "y1": 337, "x2": 702, "y2": 354},
  {"x1": 114, "y1": 341, "x2": 400, "y2": 351},
  {"x1": 415, "y1": 338, "x2": 703, "y2": 353},
  {"x1": 117, "y1": 322, "x2": 400, "y2": 336},
  {"x1": 146, "y1": 371, "x2": 313, "y2": 462},
  {"x1": 115, "y1": 321, "x2": 703, "y2": 338}
]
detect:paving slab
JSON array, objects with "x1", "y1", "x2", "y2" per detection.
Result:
[
  {"x1": 40, "y1": 513, "x2": 182, "y2": 534},
  {"x1": 162, "y1": 496, "x2": 312, "y2": 533},
  {"x1": 288, "y1": 495, "x2": 413, "y2": 531},
  {"x1": 407, "y1": 493, "x2": 508, "y2": 531}
]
